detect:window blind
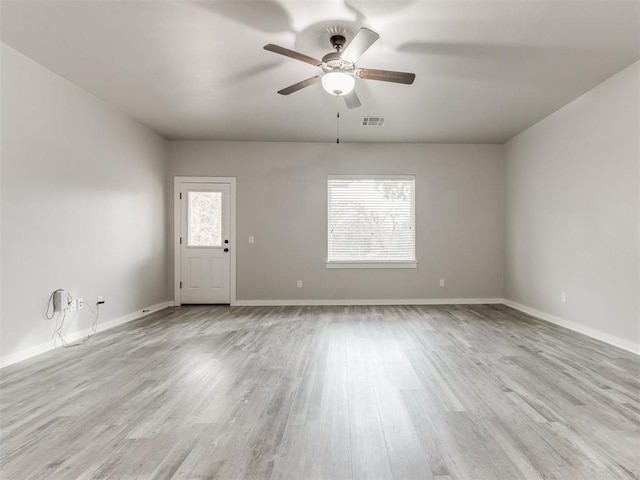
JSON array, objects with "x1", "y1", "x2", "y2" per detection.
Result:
[{"x1": 327, "y1": 176, "x2": 415, "y2": 262}]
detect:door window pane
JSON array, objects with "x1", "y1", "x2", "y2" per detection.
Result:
[{"x1": 188, "y1": 191, "x2": 222, "y2": 247}]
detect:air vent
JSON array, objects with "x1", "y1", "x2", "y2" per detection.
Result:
[{"x1": 362, "y1": 116, "x2": 385, "y2": 126}]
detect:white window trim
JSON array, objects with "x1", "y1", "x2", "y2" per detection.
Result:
[
  {"x1": 328, "y1": 174, "x2": 416, "y2": 181},
  {"x1": 326, "y1": 174, "x2": 416, "y2": 268},
  {"x1": 326, "y1": 261, "x2": 418, "y2": 269}
]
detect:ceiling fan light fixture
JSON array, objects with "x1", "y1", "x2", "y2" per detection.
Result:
[{"x1": 321, "y1": 71, "x2": 355, "y2": 96}]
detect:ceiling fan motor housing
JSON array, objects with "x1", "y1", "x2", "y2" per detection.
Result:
[
  {"x1": 322, "y1": 35, "x2": 355, "y2": 74},
  {"x1": 321, "y1": 51, "x2": 355, "y2": 74}
]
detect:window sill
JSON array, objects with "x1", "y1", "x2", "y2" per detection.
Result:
[{"x1": 326, "y1": 261, "x2": 417, "y2": 269}]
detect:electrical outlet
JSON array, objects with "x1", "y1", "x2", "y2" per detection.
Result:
[
  {"x1": 439, "y1": 279, "x2": 445, "y2": 287},
  {"x1": 68, "y1": 299, "x2": 77, "y2": 311},
  {"x1": 561, "y1": 292, "x2": 566, "y2": 303},
  {"x1": 249, "y1": 235, "x2": 254, "y2": 244},
  {"x1": 297, "y1": 280, "x2": 303, "y2": 288},
  {"x1": 77, "y1": 298, "x2": 84, "y2": 309},
  {"x1": 97, "y1": 295, "x2": 105, "y2": 305}
]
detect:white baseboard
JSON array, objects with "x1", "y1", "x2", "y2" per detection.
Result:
[
  {"x1": 6, "y1": 298, "x2": 635, "y2": 367},
  {"x1": 502, "y1": 299, "x2": 640, "y2": 356},
  {"x1": 0, "y1": 301, "x2": 172, "y2": 369},
  {"x1": 232, "y1": 298, "x2": 504, "y2": 307},
  {"x1": 234, "y1": 298, "x2": 639, "y2": 355}
]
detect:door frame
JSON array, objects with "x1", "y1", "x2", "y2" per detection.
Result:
[{"x1": 173, "y1": 176, "x2": 236, "y2": 306}]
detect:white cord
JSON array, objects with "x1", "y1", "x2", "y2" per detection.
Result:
[
  {"x1": 80, "y1": 301, "x2": 100, "y2": 337},
  {"x1": 54, "y1": 310, "x2": 74, "y2": 347},
  {"x1": 45, "y1": 289, "x2": 100, "y2": 347}
]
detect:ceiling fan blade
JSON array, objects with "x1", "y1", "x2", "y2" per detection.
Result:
[
  {"x1": 277, "y1": 75, "x2": 323, "y2": 95},
  {"x1": 341, "y1": 28, "x2": 379, "y2": 63},
  {"x1": 264, "y1": 44, "x2": 322, "y2": 67},
  {"x1": 342, "y1": 90, "x2": 361, "y2": 109},
  {"x1": 356, "y1": 68, "x2": 416, "y2": 84}
]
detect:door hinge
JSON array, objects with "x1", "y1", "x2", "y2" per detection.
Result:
[
  {"x1": 180, "y1": 237, "x2": 182, "y2": 245},
  {"x1": 179, "y1": 192, "x2": 182, "y2": 199},
  {"x1": 180, "y1": 281, "x2": 182, "y2": 289}
]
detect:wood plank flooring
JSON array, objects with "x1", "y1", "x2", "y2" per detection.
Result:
[{"x1": 1, "y1": 304, "x2": 639, "y2": 479}]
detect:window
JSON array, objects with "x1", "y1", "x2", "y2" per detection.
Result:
[
  {"x1": 187, "y1": 191, "x2": 222, "y2": 247},
  {"x1": 327, "y1": 175, "x2": 416, "y2": 268}
]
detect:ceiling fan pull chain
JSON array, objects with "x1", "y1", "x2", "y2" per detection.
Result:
[{"x1": 336, "y1": 96, "x2": 340, "y2": 144}]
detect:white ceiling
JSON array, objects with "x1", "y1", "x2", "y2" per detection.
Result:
[{"x1": 1, "y1": 1, "x2": 638, "y2": 143}]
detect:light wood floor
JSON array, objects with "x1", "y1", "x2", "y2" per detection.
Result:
[{"x1": 1, "y1": 304, "x2": 639, "y2": 479}]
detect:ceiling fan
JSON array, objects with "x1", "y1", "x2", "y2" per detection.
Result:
[{"x1": 264, "y1": 27, "x2": 416, "y2": 109}]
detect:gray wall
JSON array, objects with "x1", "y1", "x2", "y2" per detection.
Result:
[
  {"x1": 5, "y1": 42, "x2": 636, "y2": 365},
  {"x1": 504, "y1": 61, "x2": 639, "y2": 348},
  {"x1": 1, "y1": 44, "x2": 169, "y2": 365},
  {"x1": 169, "y1": 142, "x2": 504, "y2": 302}
]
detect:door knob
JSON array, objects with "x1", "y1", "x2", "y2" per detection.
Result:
[
  {"x1": 224, "y1": 239, "x2": 229, "y2": 244},
  {"x1": 224, "y1": 248, "x2": 229, "y2": 252}
]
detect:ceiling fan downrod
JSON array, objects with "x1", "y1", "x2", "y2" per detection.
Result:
[{"x1": 330, "y1": 35, "x2": 346, "y2": 52}]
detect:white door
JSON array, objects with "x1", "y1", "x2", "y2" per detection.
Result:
[{"x1": 180, "y1": 182, "x2": 231, "y2": 304}]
